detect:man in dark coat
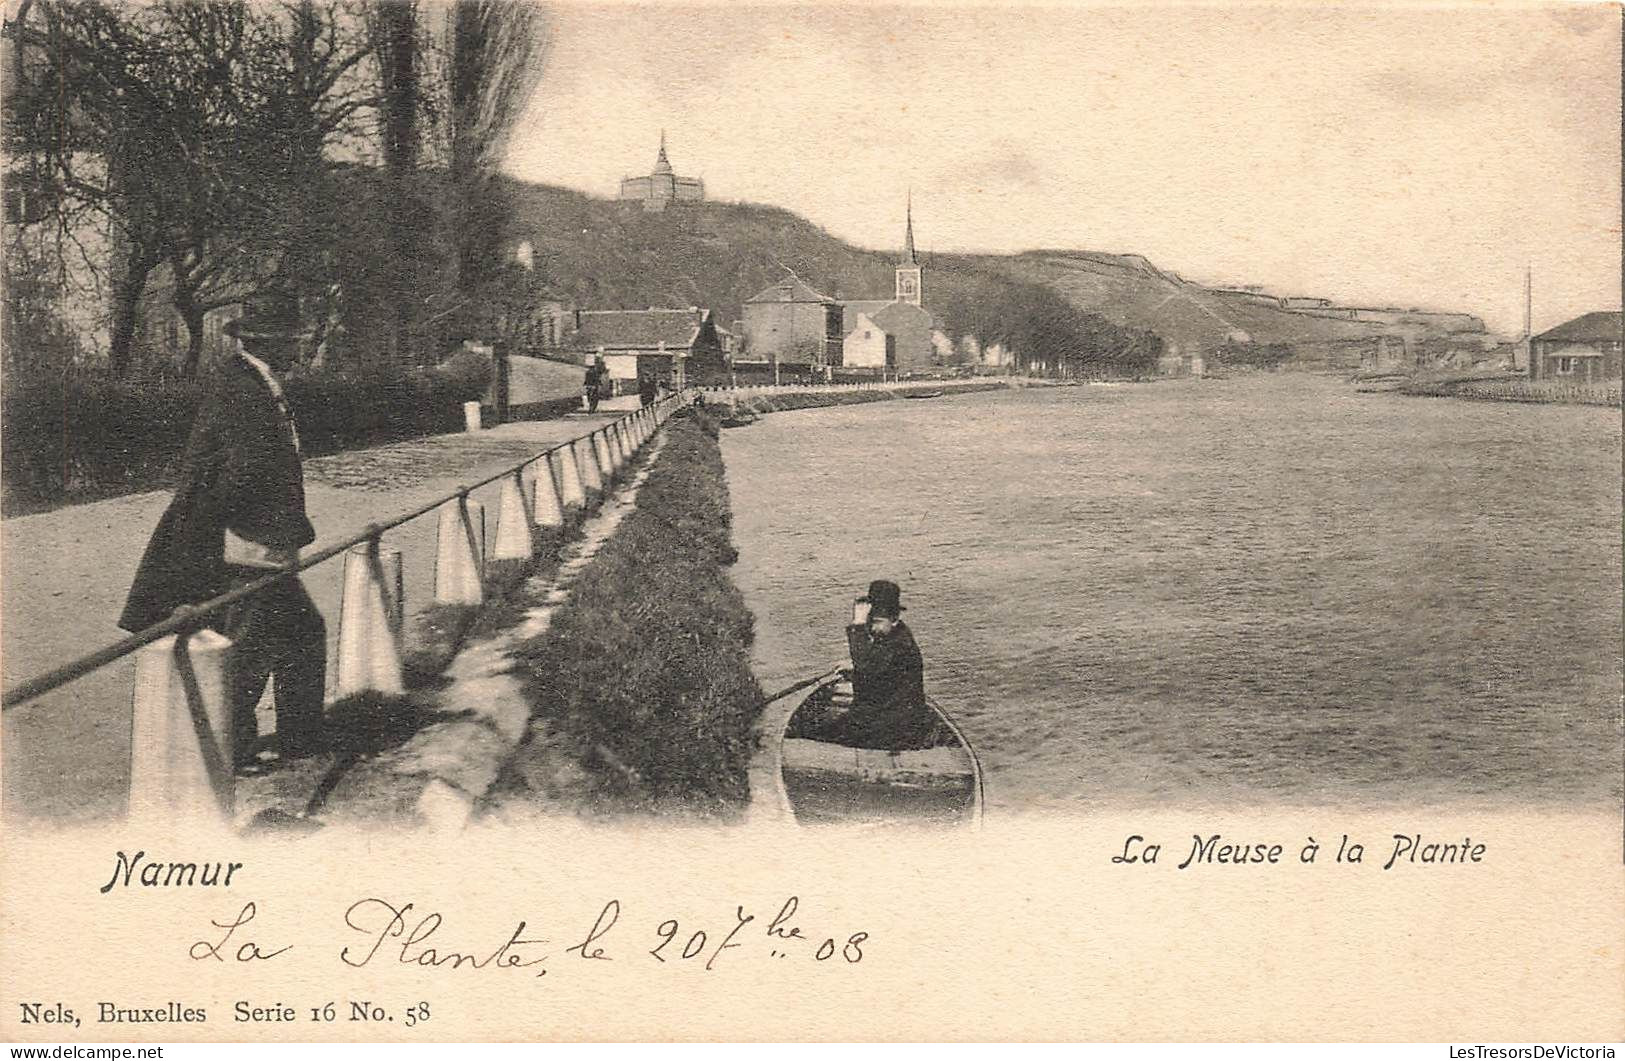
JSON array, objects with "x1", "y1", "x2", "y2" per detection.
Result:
[
  {"x1": 118, "y1": 293, "x2": 325, "y2": 770},
  {"x1": 638, "y1": 372, "x2": 657, "y2": 407},
  {"x1": 584, "y1": 356, "x2": 604, "y2": 413},
  {"x1": 842, "y1": 579, "x2": 935, "y2": 749}
]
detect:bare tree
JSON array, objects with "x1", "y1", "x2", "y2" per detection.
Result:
[
  {"x1": 6, "y1": 0, "x2": 379, "y2": 375},
  {"x1": 439, "y1": 0, "x2": 549, "y2": 303}
]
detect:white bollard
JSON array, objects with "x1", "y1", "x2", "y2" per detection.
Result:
[
  {"x1": 434, "y1": 497, "x2": 485, "y2": 604},
  {"x1": 493, "y1": 471, "x2": 534, "y2": 560},
  {"x1": 463, "y1": 401, "x2": 483, "y2": 432},
  {"x1": 575, "y1": 436, "x2": 603, "y2": 493},
  {"x1": 129, "y1": 627, "x2": 235, "y2": 823},
  {"x1": 531, "y1": 456, "x2": 566, "y2": 529},
  {"x1": 553, "y1": 446, "x2": 585, "y2": 510},
  {"x1": 336, "y1": 543, "x2": 404, "y2": 696}
]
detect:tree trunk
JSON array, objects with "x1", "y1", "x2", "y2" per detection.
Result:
[
  {"x1": 108, "y1": 251, "x2": 156, "y2": 376},
  {"x1": 172, "y1": 273, "x2": 206, "y2": 379}
]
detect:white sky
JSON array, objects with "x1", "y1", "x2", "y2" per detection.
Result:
[{"x1": 505, "y1": 2, "x2": 1622, "y2": 335}]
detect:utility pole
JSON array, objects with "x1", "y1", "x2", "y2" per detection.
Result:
[{"x1": 1522, "y1": 265, "x2": 1533, "y2": 378}]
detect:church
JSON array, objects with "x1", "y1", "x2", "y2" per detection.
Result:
[
  {"x1": 838, "y1": 200, "x2": 934, "y2": 373},
  {"x1": 741, "y1": 200, "x2": 936, "y2": 376},
  {"x1": 617, "y1": 132, "x2": 705, "y2": 212}
]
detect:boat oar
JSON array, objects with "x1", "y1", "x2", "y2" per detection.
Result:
[{"x1": 761, "y1": 666, "x2": 843, "y2": 707}]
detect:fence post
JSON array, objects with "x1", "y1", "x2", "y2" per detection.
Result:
[
  {"x1": 129, "y1": 626, "x2": 234, "y2": 823},
  {"x1": 576, "y1": 435, "x2": 604, "y2": 494},
  {"x1": 616, "y1": 419, "x2": 633, "y2": 462},
  {"x1": 463, "y1": 400, "x2": 483, "y2": 433},
  {"x1": 336, "y1": 539, "x2": 404, "y2": 696},
  {"x1": 434, "y1": 495, "x2": 485, "y2": 604},
  {"x1": 594, "y1": 429, "x2": 616, "y2": 480},
  {"x1": 531, "y1": 455, "x2": 566, "y2": 530},
  {"x1": 554, "y1": 445, "x2": 585, "y2": 510},
  {"x1": 493, "y1": 469, "x2": 534, "y2": 561}
]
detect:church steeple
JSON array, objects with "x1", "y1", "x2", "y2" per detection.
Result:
[
  {"x1": 901, "y1": 191, "x2": 918, "y2": 266},
  {"x1": 896, "y1": 192, "x2": 922, "y2": 305},
  {"x1": 653, "y1": 129, "x2": 672, "y2": 174}
]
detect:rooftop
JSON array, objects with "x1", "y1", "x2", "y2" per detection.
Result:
[
  {"x1": 746, "y1": 277, "x2": 835, "y2": 305},
  {"x1": 565, "y1": 308, "x2": 709, "y2": 352},
  {"x1": 1533, "y1": 311, "x2": 1623, "y2": 344}
]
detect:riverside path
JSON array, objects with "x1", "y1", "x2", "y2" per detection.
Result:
[{"x1": 1, "y1": 409, "x2": 633, "y2": 825}]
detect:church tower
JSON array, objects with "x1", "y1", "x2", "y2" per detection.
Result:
[{"x1": 895, "y1": 194, "x2": 922, "y2": 306}]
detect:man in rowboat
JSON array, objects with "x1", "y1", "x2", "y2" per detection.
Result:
[{"x1": 841, "y1": 580, "x2": 936, "y2": 749}]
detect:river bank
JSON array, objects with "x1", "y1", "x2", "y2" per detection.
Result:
[
  {"x1": 706, "y1": 378, "x2": 1018, "y2": 421},
  {"x1": 1353, "y1": 368, "x2": 1621, "y2": 407},
  {"x1": 1399, "y1": 375, "x2": 1620, "y2": 407},
  {"x1": 488, "y1": 405, "x2": 765, "y2": 820}
]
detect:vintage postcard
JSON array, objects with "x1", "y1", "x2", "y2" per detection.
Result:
[{"x1": 1, "y1": 0, "x2": 1621, "y2": 1044}]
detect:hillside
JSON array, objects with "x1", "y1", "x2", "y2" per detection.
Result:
[
  {"x1": 503, "y1": 180, "x2": 1488, "y2": 361},
  {"x1": 506, "y1": 181, "x2": 921, "y2": 326},
  {"x1": 980, "y1": 251, "x2": 1490, "y2": 354}
]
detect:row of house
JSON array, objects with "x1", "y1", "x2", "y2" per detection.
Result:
[
  {"x1": 524, "y1": 193, "x2": 971, "y2": 388},
  {"x1": 735, "y1": 201, "x2": 942, "y2": 377}
]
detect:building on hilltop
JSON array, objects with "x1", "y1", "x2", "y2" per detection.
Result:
[
  {"x1": 1528, "y1": 311, "x2": 1623, "y2": 382},
  {"x1": 617, "y1": 131, "x2": 705, "y2": 212}
]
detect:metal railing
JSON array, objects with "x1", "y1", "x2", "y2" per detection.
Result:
[{"x1": 1, "y1": 393, "x2": 689, "y2": 712}]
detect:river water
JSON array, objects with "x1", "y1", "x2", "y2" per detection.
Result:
[{"x1": 721, "y1": 376, "x2": 1623, "y2": 813}]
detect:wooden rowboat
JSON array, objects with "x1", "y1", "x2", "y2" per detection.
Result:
[{"x1": 778, "y1": 676, "x2": 983, "y2": 826}]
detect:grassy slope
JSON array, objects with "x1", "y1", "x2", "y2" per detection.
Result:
[
  {"x1": 505, "y1": 180, "x2": 1486, "y2": 357},
  {"x1": 986, "y1": 253, "x2": 1459, "y2": 353},
  {"x1": 506, "y1": 407, "x2": 763, "y2": 815}
]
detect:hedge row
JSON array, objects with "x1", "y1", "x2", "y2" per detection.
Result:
[
  {"x1": 1, "y1": 359, "x2": 490, "y2": 516},
  {"x1": 508, "y1": 407, "x2": 764, "y2": 814}
]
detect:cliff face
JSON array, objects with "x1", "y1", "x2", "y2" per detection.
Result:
[{"x1": 985, "y1": 251, "x2": 1488, "y2": 354}]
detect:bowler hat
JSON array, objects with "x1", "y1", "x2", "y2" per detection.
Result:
[
  {"x1": 860, "y1": 579, "x2": 905, "y2": 616},
  {"x1": 223, "y1": 291, "x2": 311, "y2": 341}
]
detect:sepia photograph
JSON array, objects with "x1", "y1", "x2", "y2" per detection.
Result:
[{"x1": 0, "y1": 0, "x2": 1620, "y2": 1045}]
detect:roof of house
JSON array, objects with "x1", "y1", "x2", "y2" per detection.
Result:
[
  {"x1": 840, "y1": 300, "x2": 893, "y2": 332},
  {"x1": 869, "y1": 301, "x2": 933, "y2": 332},
  {"x1": 565, "y1": 308, "x2": 709, "y2": 352},
  {"x1": 746, "y1": 277, "x2": 834, "y2": 305},
  {"x1": 1533, "y1": 311, "x2": 1623, "y2": 344}
]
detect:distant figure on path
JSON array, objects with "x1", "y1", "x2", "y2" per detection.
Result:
[
  {"x1": 638, "y1": 372, "x2": 657, "y2": 407},
  {"x1": 584, "y1": 358, "x2": 604, "y2": 413},
  {"x1": 842, "y1": 579, "x2": 934, "y2": 749},
  {"x1": 118, "y1": 292, "x2": 325, "y2": 772}
]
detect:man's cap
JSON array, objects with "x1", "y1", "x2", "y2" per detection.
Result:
[{"x1": 860, "y1": 579, "x2": 905, "y2": 616}]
